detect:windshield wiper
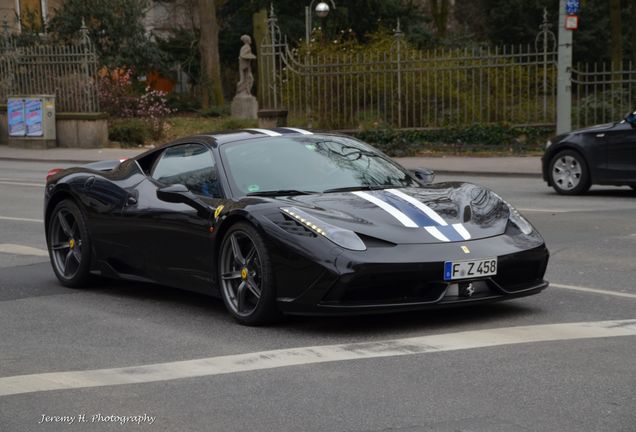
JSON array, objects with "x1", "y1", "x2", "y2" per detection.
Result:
[
  {"x1": 322, "y1": 185, "x2": 395, "y2": 193},
  {"x1": 246, "y1": 189, "x2": 318, "y2": 197}
]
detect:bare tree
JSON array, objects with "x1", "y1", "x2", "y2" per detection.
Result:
[{"x1": 198, "y1": 0, "x2": 224, "y2": 108}]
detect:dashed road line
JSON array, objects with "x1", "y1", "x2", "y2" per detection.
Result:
[
  {"x1": 0, "y1": 244, "x2": 49, "y2": 257},
  {"x1": 0, "y1": 215, "x2": 44, "y2": 223},
  {"x1": 0, "y1": 180, "x2": 43, "y2": 188},
  {"x1": 0, "y1": 319, "x2": 634, "y2": 397},
  {"x1": 552, "y1": 283, "x2": 636, "y2": 299}
]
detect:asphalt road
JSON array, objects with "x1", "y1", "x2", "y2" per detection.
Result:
[{"x1": 1, "y1": 160, "x2": 635, "y2": 432}]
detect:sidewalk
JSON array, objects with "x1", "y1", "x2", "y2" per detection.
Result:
[{"x1": 0, "y1": 145, "x2": 542, "y2": 177}]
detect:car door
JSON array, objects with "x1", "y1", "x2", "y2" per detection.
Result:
[
  {"x1": 123, "y1": 143, "x2": 224, "y2": 292},
  {"x1": 605, "y1": 122, "x2": 636, "y2": 183}
]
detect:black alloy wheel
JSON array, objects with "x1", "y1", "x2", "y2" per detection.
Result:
[
  {"x1": 48, "y1": 200, "x2": 92, "y2": 287},
  {"x1": 218, "y1": 222, "x2": 280, "y2": 325},
  {"x1": 549, "y1": 150, "x2": 591, "y2": 195}
]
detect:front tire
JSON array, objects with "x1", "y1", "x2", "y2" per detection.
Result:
[
  {"x1": 47, "y1": 199, "x2": 93, "y2": 287},
  {"x1": 218, "y1": 222, "x2": 281, "y2": 325},
  {"x1": 549, "y1": 150, "x2": 590, "y2": 195}
]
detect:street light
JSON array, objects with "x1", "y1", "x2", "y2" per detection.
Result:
[{"x1": 305, "y1": 0, "x2": 336, "y2": 47}]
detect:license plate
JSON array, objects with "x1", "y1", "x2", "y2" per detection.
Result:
[{"x1": 444, "y1": 258, "x2": 497, "y2": 281}]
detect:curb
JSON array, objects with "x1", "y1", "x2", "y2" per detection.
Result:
[
  {"x1": 0, "y1": 157, "x2": 97, "y2": 164},
  {"x1": 433, "y1": 170, "x2": 541, "y2": 178},
  {"x1": 0, "y1": 156, "x2": 543, "y2": 178}
]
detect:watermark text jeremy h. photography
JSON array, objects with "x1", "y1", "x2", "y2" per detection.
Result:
[{"x1": 38, "y1": 413, "x2": 156, "y2": 426}]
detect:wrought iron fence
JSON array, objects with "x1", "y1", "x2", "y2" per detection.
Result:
[
  {"x1": 572, "y1": 62, "x2": 636, "y2": 129},
  {"x1": 0, "y1": 23, "x2": 100, "y2": 113},
  {"x1": 260, "y1": 8, "x2": 558, "y2": 130}
]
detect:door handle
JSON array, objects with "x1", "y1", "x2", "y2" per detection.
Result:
[{"x1": 596, "y1": 133, "x2": 605, "y2": 138}]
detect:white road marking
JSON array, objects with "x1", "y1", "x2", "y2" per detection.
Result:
[
  {"x1": 0, "y1": 215, "x2": 44, "y2": 223},
  {"x1": 0, "y1": 180, "x2": 43, "y2": 188},
  {"x1": 0, "y1": 319, "x2": 634, "y2": 397},
  {"x1": 0, "y1": 244, "x2": 49, "y2": 257},
  {"x1": 552, "y1": 283, "x2": 636, "y2": 299},
  {"x1": 518, "y1": 208, "x2": 574, "y2": 213}
]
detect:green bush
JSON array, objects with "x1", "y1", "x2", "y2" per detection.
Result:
[
  {"x1": 353, "y1": 124, "x2": 552, "y2": 156},
  {"x1": 108, "y1": 119, "x2": 151, "y2": 146},
  {"x1": 219, "y1": 118, "x2": 258, "y2": 130},
  {"x1": 198, "y1": 105, "x2": 230, "y2": 118},
  {"x1": 167, "y1": 93, "x2": 201, "y2": 112}
]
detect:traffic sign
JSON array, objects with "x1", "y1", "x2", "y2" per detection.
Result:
[
  {"x1": 566, "y1": 0, "x2": 580, "y2": 15},
  {"x1": 565, "y1": 15, "x2": 579, "y2": 30}
]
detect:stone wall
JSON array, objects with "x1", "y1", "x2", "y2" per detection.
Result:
[
  {"x1": 56, "y1": 114, "x2": 109, "y2": 148},
  {"x1": 2, "y1": 109, "x2": 108, "y2": 148}
]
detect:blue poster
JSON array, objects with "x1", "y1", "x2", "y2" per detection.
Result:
[
  {"x1": 566, "y1": 0, "x2": 580, "y2": 15},
  {"x1": 8, "y1": 98, "x2": 26, "y2": 137},
  {"x1": 25, "y1": 98, "x2": 43, "y2": 137}
]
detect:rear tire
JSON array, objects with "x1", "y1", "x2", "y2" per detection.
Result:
[
  {"x1": 549, "y1": 150, "x2": 590, "y2": 195},
  {"x1": 47, "y1": 199, "x2": 93, "y2": 287},
  {"x1": 218, "y1": 222, "x2": 281, "y2": 326}
]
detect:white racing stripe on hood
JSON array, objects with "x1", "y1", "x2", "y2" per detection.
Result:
[
  {"x1": 352, "y1": 191, "x2": 418, "y2": 228},
  {"x1": 386, "y1": 189, "x2": 448, "y2": 226},
  {"x1": 452, "y1": 223, "x2": 471, "y2": 240},
  {"x1": 424, "y1": 227, "x2": 450, "y2": 242}
]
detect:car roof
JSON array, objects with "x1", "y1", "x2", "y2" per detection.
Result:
[
  {"x1": 204, "y1": 127, "x2": 332, "y2": 145},
  {"x1": 132, "y1": 128, "x2": 347, "y2": 162}
]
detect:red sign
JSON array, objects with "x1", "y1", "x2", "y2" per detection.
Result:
[{"x1": 565, "y1": 15, "x2": 579, "y2": 30}]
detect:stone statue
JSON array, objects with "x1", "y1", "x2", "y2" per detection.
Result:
[{"x1": 236, "y1": 34, "x2": 257, "y2": 96}]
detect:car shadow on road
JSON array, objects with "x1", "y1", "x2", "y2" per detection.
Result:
[{"x1": 86, "y1": 275, "x2": 541, "y2": 338}]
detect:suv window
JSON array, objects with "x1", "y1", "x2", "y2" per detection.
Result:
[{"x1": 151, "y1": 144, "x2": 221, "y2": 197}]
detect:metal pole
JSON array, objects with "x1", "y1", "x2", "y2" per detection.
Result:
[{"x1": 556, "y1": 0, "x2": 573, "y2": 134}]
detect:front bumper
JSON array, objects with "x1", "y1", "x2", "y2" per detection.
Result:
[{"x1": 275, "y1": 234, "x2": 549, "y2": 316}]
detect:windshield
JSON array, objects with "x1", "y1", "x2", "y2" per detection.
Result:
[{"x1": 220, "y1": 135, "x2": 418, "y2": 196}]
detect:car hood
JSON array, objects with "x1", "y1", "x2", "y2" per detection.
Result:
[
  {"x1": 274, "y1": 183, "x2": 510, "y2": 244},
  {"x1": 568, "y1": 122, "x2": 616, "y2": 135}
]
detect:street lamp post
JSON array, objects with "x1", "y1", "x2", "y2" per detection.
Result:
[{"x1": 305, "y1": 0, "x2": 336, "y2": 47}]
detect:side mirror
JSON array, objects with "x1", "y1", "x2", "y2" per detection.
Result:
[
  {"x1": 412, "y1": 168, "x2": 435, "y2": 184},
  {"x1": 624, "y1": 112, "x2": 636, "y2": 126},
  {"x1": 157, "y1": 184, "x2": 214, "y2": 218}
]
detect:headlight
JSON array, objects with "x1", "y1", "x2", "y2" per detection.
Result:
[
  {"x1": 507, "y1": 204, "x2": 533, "y2": 235},
  {"x1": 546, "y1": 139, "x2": 552, "y2": 149},
  {"x1": 280, "y1": 207, "x2": 367, "y2": 251}
]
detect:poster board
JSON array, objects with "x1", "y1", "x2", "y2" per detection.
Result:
[{"x1": 8, "y1": 98, "x2": 26, "y2": 137}]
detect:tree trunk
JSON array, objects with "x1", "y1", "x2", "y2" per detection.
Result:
[
  {"x1": 198, "y1": 0, "x2": 224, "y2": 108},
  {"x1": 430, "y1": 0, "x2": 450, "y2": 38},
  {"x1": 631, "y1": 0, "x2": 636, "y2": 68},
  {"x1": 609, "y1": 0, "x2": 623, "y2": 71}
]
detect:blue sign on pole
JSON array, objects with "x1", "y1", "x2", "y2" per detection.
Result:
[{"x1": 566, "y1": 0, "x2": 580, "y2": 15}]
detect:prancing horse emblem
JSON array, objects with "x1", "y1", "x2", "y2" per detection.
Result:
[{"x1": 461, "y1": 245, "x2": 470, "y2": 254}]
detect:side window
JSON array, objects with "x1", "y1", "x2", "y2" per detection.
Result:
[{"x1": 151, "y1": 144, "x2": 221, "y2": 198}]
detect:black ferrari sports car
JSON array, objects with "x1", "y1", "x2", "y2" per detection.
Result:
[
  {"x1": 542, "y1": 111, "x2": 636, "y2": 195},
  {"x1": 45, "y1": 128, "x2": 549, "y2": 325}
]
